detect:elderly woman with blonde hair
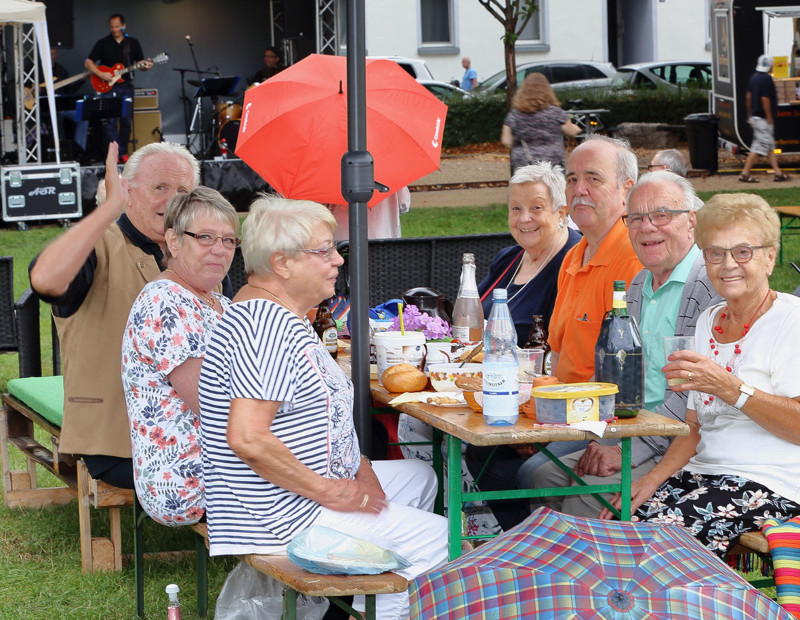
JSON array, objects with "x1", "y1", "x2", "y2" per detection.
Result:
[
  {"x1": 501, "y1": 72, "x2": 581, "y2": 174},
  {"x1": 199, "y1": 195, "x2": 447, "y2": 619},
  {"x1": 627, "y1": 192, "x2": 800, "y2": 556}
]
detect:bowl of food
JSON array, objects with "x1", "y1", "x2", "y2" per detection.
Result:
[{"x1": 428, "y1": 363, "x2": 482, "y2": 392}]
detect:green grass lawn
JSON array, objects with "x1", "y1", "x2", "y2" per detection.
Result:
[{"x1": 1, "y1": 187, "x2": 795, "y2": 617}]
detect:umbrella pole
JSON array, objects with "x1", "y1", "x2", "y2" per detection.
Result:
[{"x1": 343, "y1": 0, "x2": 373, "y2": 457}]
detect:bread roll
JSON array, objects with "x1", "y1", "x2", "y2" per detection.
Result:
[{"x1": 382, "y1": 364, "x2": 427, "y2": 393}]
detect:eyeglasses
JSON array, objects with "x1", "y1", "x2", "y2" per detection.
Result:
[
  {"x1": 296, "y1": 245, "x2": 338, "y2": 260},
  {"x1": 183, "y1": 231, "x2": 241, "y2": 249},
  {"x1": 646, "y1": 164, "x2": 667, "y2": 171},
  {"x1": 702, "y1": 245, "x2": 769, "y2": 264},
  {"x1": 621, "y1": 208, "x2": 690, "y2": 229}
]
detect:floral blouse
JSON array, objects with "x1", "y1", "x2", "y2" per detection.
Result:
[{"x1": 122, "y1": 279, "x2": 230, "y2": 526}]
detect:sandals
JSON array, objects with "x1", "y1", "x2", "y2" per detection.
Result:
[
  {"x1": 774, "y1": 173, "x2": 791, "y2": 182},
  {"x1": 738, "y1": 174, "x2": 759, "y2": 183}
]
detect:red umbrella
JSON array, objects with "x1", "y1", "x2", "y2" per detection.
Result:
[{"x1": 236, "y1": 54, "x2": 447, "y2": 207}]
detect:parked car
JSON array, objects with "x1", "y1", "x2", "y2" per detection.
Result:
[
  {"x1": 476, "y1": 60, "x2": 617, "y2": 93},
  {"x1": 370, "y1": 56, "x2": 435, "y2": 81},
  {"x1": 613, "y1": 61, "x2": 712, "y2": 91},
  {"x1": 419, "y1": 80, "x2": 468, "y2": 101}
]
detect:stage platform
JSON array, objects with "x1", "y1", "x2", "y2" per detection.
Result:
[{"x1": 78, "y1": 157, "x2": 270, "y2": 214}]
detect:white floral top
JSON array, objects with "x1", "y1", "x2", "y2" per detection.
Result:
[{"x1": 122, "y1": 279, "x2": 229, "y2": 526}]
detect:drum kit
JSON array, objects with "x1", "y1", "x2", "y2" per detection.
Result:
[{"x1": 186, "y1": 76, "x2": 245, "y2": 159}]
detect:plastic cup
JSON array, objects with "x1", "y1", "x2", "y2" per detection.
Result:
[
  {"x1": 663, "y1": 336, "x2": 694, "y2": 386},
  {"x1": 516, "y1": 348, "x2": 544, "y2": 384}
]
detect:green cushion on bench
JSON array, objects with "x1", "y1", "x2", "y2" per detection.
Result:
[{"x1": 7, "y1": 376, "x2": 64, "y2": 428}]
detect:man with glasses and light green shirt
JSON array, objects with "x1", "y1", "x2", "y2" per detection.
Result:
[{"x1": 526, "y1": 170, "x2": 720, "y2": 518}]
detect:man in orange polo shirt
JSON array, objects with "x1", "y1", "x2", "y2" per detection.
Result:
[{"x1": 548, "y1": 136, "x2": 643, "y2": 383}]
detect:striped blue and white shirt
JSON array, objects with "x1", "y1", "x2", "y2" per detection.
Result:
[{"x1": 199, "y1": 299, "x2": 358, "y2": 556}]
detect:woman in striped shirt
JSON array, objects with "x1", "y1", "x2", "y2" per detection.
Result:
[{"x1": 199, "y1": 195, "x2": 448, "y2": 620}]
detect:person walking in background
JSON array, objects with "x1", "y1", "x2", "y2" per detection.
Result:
[
  {"x1": 501, "y1": 73, "x2": 581, "y2": 174},
  {"x1": 648, "y1": 149, "x2": 688, "y2": 177},
  {"x1": 85, "y1": 14, "x2": 153, "y2": 162},
  {"x1": 739, "y1": 55, "x2": 790, "y2": 183},
  {"x1": 460, "y1": 57, "x2": 478, "y2": 91}
]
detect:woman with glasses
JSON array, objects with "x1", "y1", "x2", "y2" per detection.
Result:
[
  {"x1": 122, "y1": 187, "x2": 239, "y2": 525},
  {"x1": 198, "y1": 195, "x2": 447, "y2": 619},
  {"x1": 629, "y1": 192, "x2": 800, "y2": 556}
]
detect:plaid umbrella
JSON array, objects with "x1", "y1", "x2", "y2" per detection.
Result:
[{"x1": 411, "y1": 507, "x2": 790, "y2": 619}]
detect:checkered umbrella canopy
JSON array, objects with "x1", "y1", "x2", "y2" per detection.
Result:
[{"x1": 411, "y1": 507, "x2": 790, "y2": 619}]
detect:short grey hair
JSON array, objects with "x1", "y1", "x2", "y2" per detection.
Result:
[
  {"x1": 163, "y1": 187, "x2": 239, "y2": 262},
  {"x1": 652, "y1": 149, "x2": 688, "y2": 177},
  {"x1": 123, "y1": 142, "x2": 200, "y2": 187},
  {"x1": 241, "y1": 194, "x2": 336, "y2": 276},
  {"x1": 628, "y1": 170, "x2": 702, "y2": 212},
  {"x1": 582, "y1": 135, "x2": 638, "y2": 187},
  {"x1": 509, "y1": 161, "x2": 566, "y2": 211}
]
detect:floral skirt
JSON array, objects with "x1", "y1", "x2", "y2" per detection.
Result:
[{"x1": 635, "y1": 470, "x2": 800, "y2": 557}]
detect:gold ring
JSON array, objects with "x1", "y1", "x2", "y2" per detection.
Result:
[
  {"x1": 688, "y1": 372, "x2": 693, "y2": 381},
  {"x1": 359, "y1": 493, "x2": 369, "y2": 509}
]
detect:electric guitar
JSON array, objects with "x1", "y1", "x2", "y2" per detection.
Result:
[
  {"x1": 23, "y1": 71, "x2": 90, "y2": 111},
  {"x1": 91, "y1": 52, "x2": 168, "y2": 94}
]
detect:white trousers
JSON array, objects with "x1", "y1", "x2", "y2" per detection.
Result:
[{"x1": 316, "y1": 459, "x2": 448, "y2": 620}]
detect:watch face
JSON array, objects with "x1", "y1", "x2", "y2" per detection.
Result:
[{"x1": 740, "y1": 384, "x2": 755, "y2": 396}]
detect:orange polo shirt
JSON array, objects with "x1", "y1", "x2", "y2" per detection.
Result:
[{"x1": 548, "y1": 218, "x2": 643, "y2": 384}]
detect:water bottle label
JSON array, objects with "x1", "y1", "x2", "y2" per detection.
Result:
[{"x1": 482, "y1": 366, "x2": 519, "y2": 424}]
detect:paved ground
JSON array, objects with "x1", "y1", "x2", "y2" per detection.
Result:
[{"x1": 409, "y1": 146, "x2": 800, "y2": 208}]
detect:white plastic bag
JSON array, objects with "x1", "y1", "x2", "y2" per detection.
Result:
[
  {"x1": 287, "y1": 525, "x2": 410, "y2": 575},
  {"x1": 214, "y1": 560, "x2": 329, "y2": 620}
]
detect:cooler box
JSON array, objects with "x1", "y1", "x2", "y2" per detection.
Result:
[{"x1": 1, "y1": 162, "x2": 82, "y2": 223}]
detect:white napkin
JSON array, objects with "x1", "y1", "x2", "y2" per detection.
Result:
[{"x1": 569, "y1": 420, "x2": 607, "y2": 437}]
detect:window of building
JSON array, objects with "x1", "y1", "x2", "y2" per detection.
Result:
[
  {"x1": 418, "y1": 0, "x2": 459, "y2": 54},
  {"x1": 516, "y1": 0, "x2": 549, "y2": 52}
]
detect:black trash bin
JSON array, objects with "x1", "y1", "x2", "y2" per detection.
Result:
[{"x1": 684, "y1": 113, "x2": 719, "y2": 174}]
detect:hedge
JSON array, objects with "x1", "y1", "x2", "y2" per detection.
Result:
[{"x1": 441, "y1": 87, "x2": 710, "y2": 148}]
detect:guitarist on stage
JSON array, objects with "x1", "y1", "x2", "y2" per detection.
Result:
[{"x1": 85, "y1": 14, "x2": 153, "y2": 162}]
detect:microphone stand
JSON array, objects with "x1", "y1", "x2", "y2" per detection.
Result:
[
  {"x1": 185, "y1": 36, "x2": 207, "y2": 174},
  {"x1": 173, "y1": 67, "x2": 215, "y2": 151}
]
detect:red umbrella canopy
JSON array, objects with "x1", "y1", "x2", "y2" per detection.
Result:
[{"x1": 236, "y1": 54, "x2": 448, "y2": 207}]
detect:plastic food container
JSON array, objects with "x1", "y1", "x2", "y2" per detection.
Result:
[
  {"x1": 530, "y1": 382, "x2": 618, "y2": 424},
  {"x1": 428, "y1": 363, "x2": 482, "y2": 392}
]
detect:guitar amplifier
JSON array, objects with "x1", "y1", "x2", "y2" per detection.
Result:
[
  {"x1": 134, "y1": 88, "x2": 158, "y2": 110},
  {"x1": 1, "y1": 163, "x2": 82, "y2": 222},
  {"x1": 130, "y1": 110, "x2": 162, "y2": 152}
]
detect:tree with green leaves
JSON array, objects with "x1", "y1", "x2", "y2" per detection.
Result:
[{"x1": 477, "y1": 0, "x2": 538, "y2": 106}]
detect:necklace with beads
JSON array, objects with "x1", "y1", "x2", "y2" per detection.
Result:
[
  {"x1": 702, "y1": 289, "x2": 773, "y2": 406},
  {"x1": 164, "y1": 269, "x2": 217, "y2": 309}
]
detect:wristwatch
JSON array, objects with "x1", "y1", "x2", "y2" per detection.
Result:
[{"x1": 733, "y1": 383, "x2": 755, "y2": 410}]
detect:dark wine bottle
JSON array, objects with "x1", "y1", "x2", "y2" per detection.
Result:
[
  {"x1": 313, "y1": 299, "x2": 338, "y2": 359},
  {"x1": 523, "y1": 314, "x2": 552, "y2": 375},
  {"x1": 594, "y1": 280, "x2": 643, "y2": 418}
]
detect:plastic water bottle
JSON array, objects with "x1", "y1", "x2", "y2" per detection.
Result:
[
  {"x1": 166, "y1": 584, "x2": 182, "y2": 620},
  {"x1": 482, "y1": 288, "x2": 519, "y2": 426}
]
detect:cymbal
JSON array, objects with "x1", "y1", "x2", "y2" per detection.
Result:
[{"x1": 188, "y1": 79, "x2": 201, "y2": 87}]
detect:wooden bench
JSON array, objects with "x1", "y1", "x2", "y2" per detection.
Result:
[
  {"x1": 190, "y1": 523, "x2": 409, "y2": 620},
  {"x1": 1, "y1": 387, "x2": 133, "y2": 572},
  {"x1": 774, "y1": 206, "x2": 800, "y2": 265},
  {"x1": 728, "y1": 531, "x2": 775, "y2": 589}
]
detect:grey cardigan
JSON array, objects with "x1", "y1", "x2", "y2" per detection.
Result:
[{"x1": 622, "y1": 253, "x2": 720, "y2": 466}]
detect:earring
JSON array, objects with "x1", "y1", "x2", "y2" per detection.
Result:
[{"x1": 558, "y1": 220, "x2": 566, "y2": 230}]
